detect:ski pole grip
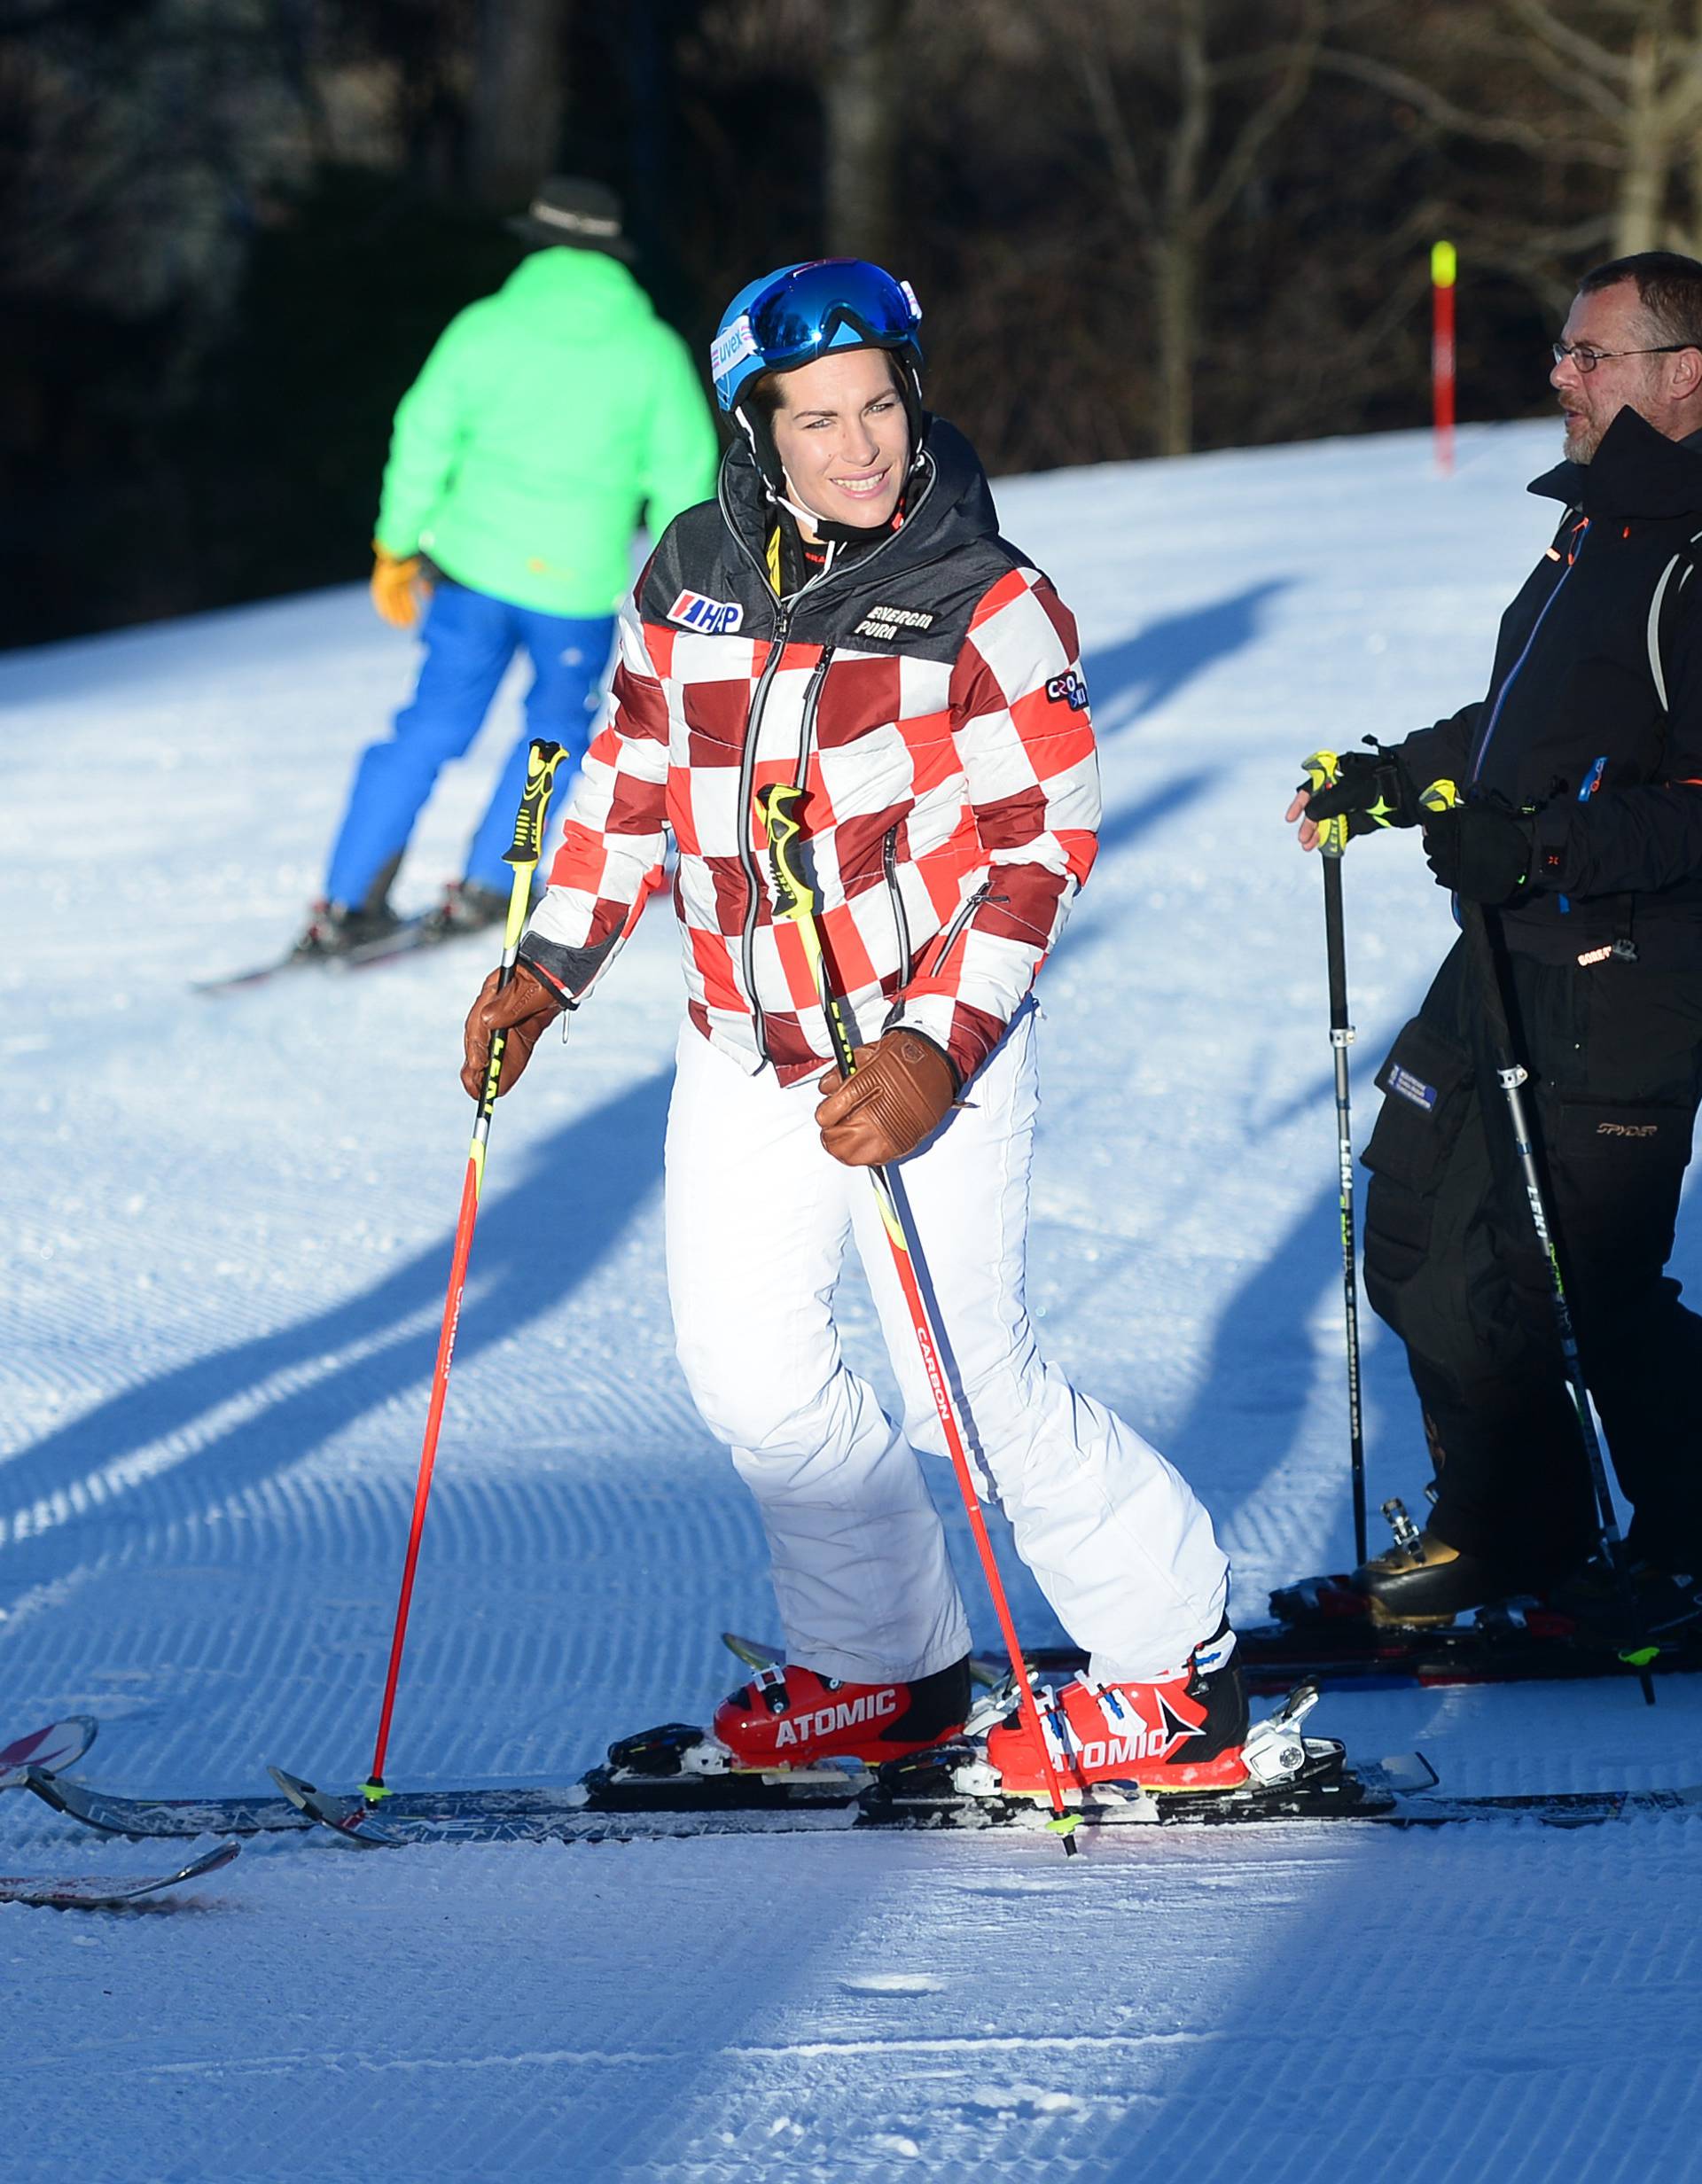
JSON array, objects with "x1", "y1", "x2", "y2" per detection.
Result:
[
  {"x1": 492, "y1": 739, "x2": 567, "y2": 984},
  {"x1": 759, "y1": 783, "x2": 816, "y2": 920},
  {"x1": 504, "y1": 739, "x2": 567, "y2": 870},
  {"x1": 1302, "y1": 749, "x2": 1347, "y2": 859},
  {"x1": 1419, "y1": 777, "x2": 1459, "y2": 816}
]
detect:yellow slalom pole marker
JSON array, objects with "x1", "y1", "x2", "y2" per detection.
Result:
[{"x1": 1432, "y1": 239, "x2": 1457, "y2": 290}]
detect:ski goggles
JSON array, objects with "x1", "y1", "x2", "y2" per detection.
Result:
[{"x1": 712, "y1": 260, "x2": 923, "y2": 410}]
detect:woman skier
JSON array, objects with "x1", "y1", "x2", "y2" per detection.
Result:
[{"x1": 462, "y1": 258, "x2": 1248, "y2": 1801}]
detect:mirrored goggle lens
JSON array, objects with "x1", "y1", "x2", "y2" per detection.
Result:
[{"x1": 745, "y1": 262, "x2": 921, "y2": 370}]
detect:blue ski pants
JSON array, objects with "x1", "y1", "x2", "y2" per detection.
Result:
[{"x1": 324, "y1": 580, "x2": 615, "y2": 908}]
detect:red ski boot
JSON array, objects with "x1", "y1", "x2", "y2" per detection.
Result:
[
  {"x1": 711, "y1": 1657, "x2": 972, "y2": 1769},
  {"x1": 982, "y1": 1626, "x2": 1249, "y2": 1797}
]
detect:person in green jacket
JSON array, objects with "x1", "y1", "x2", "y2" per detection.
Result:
[{"x1": 298, "y1": 177, "x2": 719, "y2": 956}]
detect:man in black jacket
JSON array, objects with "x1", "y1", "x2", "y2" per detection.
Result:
[{"x1": 1288, "y1": 251, "x2": 1702, "y2": 1634}]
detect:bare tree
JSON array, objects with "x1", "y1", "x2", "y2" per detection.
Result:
[
  {"x1": 823, "y1": 0, "x2": 905, "y2": 261},
  {"x1": 465, "y1": 0, "x2": 568, "y2": 210},
  {"x1": 1504, "y1": 0, "x2": 1702, "y2": 255},
  {"x1": 1323, "y1": 0, "x2": 1702, "y2": 307},
  {"x1": 1062, "y1": 0, "x2": 1328, "y2": 456}
]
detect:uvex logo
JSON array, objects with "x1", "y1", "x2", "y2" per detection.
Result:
[{"x1": 773, "y1": 1689, "x2": 899, "y2": 1747}]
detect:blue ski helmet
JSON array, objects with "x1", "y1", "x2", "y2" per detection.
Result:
[{"x1": 709, "y1": 258, "x2": 924, "y2": 417}]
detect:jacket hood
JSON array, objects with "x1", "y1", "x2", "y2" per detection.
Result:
[
  {"x1": 717, "y1": 414, "x2": 1002, "y2": 590},
  {"x1": 499, "y1": 246, "x2": 649, "y2": 327},
  {"x1": 1528, "y1": 402, "x2": 1702, "y2": 521}
]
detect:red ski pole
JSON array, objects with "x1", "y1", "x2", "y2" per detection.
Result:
[
  {"x1": 364, "y1": 738, "x2": 569, "y2": 1798},
  {"x1": 760, "y1": 784, "x2": 1080, "y2": 1852}
]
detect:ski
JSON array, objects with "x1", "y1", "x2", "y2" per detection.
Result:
[
  {"x1": 0, "y1": 1715, "x2": 98, "y2": 1791},
  {"x1": 191, "y1": 911, "x2": 496, "y2": 994},
  {"x1": 25, "y1": 1769, "x2": 313, "y2": 1839},
  {"x1": 0, "y1": 1839, "x2": 240, "y2": 1909},
  {"x1": 266, "y1": 1751, "x2": 869, "y2": 1847},
  {"x1": 27, "y1": 1763, "x2": 767, "y2": 1843},
  {"x1": 263, "y1": 1735, "x2": 1700, "y2": 1848}
]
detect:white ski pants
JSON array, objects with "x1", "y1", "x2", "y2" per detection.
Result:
[{"x1": 664, "y1": 1004, "x2": 1230, "y2": 1685}]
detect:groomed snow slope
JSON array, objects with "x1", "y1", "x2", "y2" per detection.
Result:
[{"x1": 4, "y1": 419, "x2": 1700, "y2": 2182}]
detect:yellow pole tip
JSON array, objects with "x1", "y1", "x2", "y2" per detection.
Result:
[{"x1": 1432, "y1": 241, "x2": 1457, "y2": 287}]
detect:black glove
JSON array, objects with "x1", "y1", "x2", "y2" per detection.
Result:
[
  {"x1": 1420, "y1": 800, "x2": 1535, "y2": 905},
  {"x1": 1300, "y1": 745, "x2": 1417, "y2": 846}
]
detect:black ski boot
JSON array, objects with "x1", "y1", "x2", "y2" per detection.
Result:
[
  {"x1": 292, "y1": 899, "x2": 403, "y2": 961},
  {"x1": 293, "y1": 857, "x2": 403, "y2": 962},
  {"x1": 418, "y1": 879, "x2": 511, "y2": 943},
  {"x1": 1353, "y1": 1528, "x2": 1523, "y2": 1626},
  {"x1": 1546, "y1": 1556, "x2": 1702, "y2": 1657},
  {"x1": 1271, "y1": 1497, "x2": 1524, "y2": 1629}
]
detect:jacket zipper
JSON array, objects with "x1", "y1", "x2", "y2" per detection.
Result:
[
  {"x1": 734, "y1": 608, "x2": 796, "y2": 1064},
  {"x1": 714, "y1": 450, "x2": 941, "y2": 1062},
  {"x1": 1471, "y1": 517, "x2": 1589, "y2": 781},
  {"x1": 883, "y1": 824, "x2": 914, "y2": 987}
]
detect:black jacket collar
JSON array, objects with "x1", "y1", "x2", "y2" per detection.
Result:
[
  {"x1": 1528, "y1": 402, "x2": 1702, "y2": 521},
  {"x1": 717, "y1": 416, "x2": 1002, "y2": 598}
]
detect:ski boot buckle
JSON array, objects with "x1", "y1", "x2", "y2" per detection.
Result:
[{"x1": 1240, "y1": 1681, "x2": 1321, "y2": 1787}]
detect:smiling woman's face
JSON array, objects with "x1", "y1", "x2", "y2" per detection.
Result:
[{"x1": 767, "y1": 348, "x2": 910, "y2": 534}]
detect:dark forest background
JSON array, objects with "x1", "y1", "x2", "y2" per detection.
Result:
[{"x1": 3, "y1": 0, "x2": 1698, "y2": 651}]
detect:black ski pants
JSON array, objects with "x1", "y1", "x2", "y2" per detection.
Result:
[{"x1": 1361, "y1": 929, "x2": 1702, "y2": 1577}]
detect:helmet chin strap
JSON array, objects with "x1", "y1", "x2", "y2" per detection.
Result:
[{"x1": 776, "y1": 471, "x2": 832, "y2": 537}]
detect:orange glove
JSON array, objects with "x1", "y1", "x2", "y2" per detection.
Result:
[
  {"x1": 370, "y1": 543, "x2": 430, "y2": 629},
  {"x1": 461, "y1": 966, "x2": 563, "y2": 1099},
  {"x1": 816, "y1": 1028, "x2": 958, "y2": 1167}
]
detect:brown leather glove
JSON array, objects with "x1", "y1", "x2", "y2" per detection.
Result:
[
  {"x1": 816, "y1": 1028, "x2": 958, "y2": 1167},
  {"x1": 371, "y1": 544, "x2": 430, "y2": 629},
  {"x1": 461, "y1": 966, "x2": 563, "y2": 1098}
]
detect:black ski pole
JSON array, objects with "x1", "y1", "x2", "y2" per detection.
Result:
[
  {"x1": 1304, "y1": 753, "x2": 1369, "y2": 1567},
  {"x1": 1419, "y1": 780, "x2": 1656, "y2": 1704}
]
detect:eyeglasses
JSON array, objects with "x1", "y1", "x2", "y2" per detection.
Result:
[{"x1": 1550, "y1": 339, "x2": 1694, "y2": 373}]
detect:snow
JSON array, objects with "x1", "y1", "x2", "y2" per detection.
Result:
[{"x1": 4, "y1": 418, "x2": 1702, "y2": 2180}]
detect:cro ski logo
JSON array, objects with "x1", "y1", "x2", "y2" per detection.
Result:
[{"x1": 669, "y1": 589, "x2": 744, "y2": 636}]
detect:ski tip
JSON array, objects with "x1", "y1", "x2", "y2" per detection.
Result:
[
  {"x1": 1372, "y1": 1751, "x2": 1440, "y2": 1794},
  {"x1": 188, "y1": 1840, "x2": 243, "y2": 1881},
  {"x1": 266, "y1": 1765, "x2": 317, "y2": 1811},
  {"x1": 0, "y1": 1713, "x2": 100, "y2": 1780},
  {"x1": 21, "y1": 1765, "x2": 72, "y2": 1813},
  {"x1": 267, "y1": 1765, "x2": 395, "y2": 1845}
]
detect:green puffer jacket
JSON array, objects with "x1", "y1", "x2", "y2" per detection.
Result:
[{"x1": 374, "y1": 249, "x2": 720, "y2": 617}]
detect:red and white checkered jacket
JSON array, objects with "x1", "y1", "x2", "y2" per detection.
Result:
[{"x1": 519, "y1": 420, "x2": 1100, "y2": 1088}]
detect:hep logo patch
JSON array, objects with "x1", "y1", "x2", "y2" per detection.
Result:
[
  {"x1": 1045, "y1": 670, "x2": 1089, "y2": 711},
  {"x1": 668, "y1": 589, "x2": 744, "y2": 636}
]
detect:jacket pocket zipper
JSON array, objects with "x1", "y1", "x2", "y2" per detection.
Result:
[
  {"x1": 883, "y1": 824, "x2": 914, "y2": 987},
  {"x1": 931, "y1": 880, "x2": 992, "y2": 973}
]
